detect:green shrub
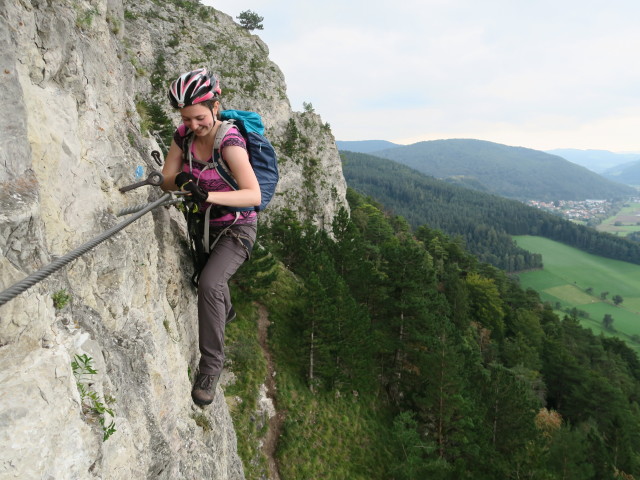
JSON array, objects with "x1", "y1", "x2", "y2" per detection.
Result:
[
  {"x1": 52, "y1": 289, "x2": 71, "y2": 310},
  {"x1": 76, "y1": 7, "x2": 99, "y2": 30},
  {"x1": 71, "y1": 354, "x2": 117, "y2": 441},
  {"x1": 191, "y1": 412, "x2": 212, "y2": 431}
]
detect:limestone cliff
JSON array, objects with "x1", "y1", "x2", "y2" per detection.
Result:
[{"x1": 0, "y1": 0, "x2": 348, "y2": 478}]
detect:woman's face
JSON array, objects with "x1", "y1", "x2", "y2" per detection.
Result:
[{"x1": 180, "y1": 102, "x2": 217, "y2": 136}]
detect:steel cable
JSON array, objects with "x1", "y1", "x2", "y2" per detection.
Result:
[
  {"x1": 0, "y1": 193, "x2": 174, "y2": 307},
  {"x1": 116, "y1": 196, "x2": 181, "y2": 217}
]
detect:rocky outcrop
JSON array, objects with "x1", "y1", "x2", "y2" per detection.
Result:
[
  {"x1": 0, "y1": 0, "x2": 348, "y2": 478},
  {"x1": 121, "y1": 0, "x2": 348, "y2": 224}
]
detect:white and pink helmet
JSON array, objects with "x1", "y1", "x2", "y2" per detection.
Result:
[{"x1": 168, "y1": 68, "x2": 221, "y2": 109}]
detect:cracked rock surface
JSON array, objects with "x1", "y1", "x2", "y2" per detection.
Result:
[{"x1": 0, "y1": 0, "x2": 347, "y2": 478}]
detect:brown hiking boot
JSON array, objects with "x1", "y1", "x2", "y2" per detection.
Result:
[{"x1": 191, "y1": 373, "x2": 220, "y2": 406}]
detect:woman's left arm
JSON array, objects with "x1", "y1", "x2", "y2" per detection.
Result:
[{"x1": 207, "y1": 145, "x2": 261, "y2": 207}]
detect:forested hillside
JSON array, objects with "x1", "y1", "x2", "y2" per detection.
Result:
[
  {"x1": 602, "y1": 159, "x2": 640, "y2": 185},
  {"x1": 234, "y1": 190, "x2": 640, "y2": 479},
  {"x1": 370, "y1": 139, "x2": 636, "y2": 201},
  {"x1": 341, "y1": 151, "x2": 640, "y2": 271}
]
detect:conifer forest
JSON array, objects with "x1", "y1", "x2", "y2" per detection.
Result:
[{"x1": 234, "y1": 188, "x2": 640, "y2": 479}]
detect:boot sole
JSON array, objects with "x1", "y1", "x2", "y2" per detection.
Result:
[{"x1": 192, "y1": 394, "x2": 214, "y2": 406}]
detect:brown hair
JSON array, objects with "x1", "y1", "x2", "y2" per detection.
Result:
[{"x1": 199, "y1": 99, "x2": 223, "y2": 119}]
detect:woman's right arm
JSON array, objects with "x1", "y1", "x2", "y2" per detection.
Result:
[{"x1": 161, "y1": 140, "x2": 184, "y2": 191}]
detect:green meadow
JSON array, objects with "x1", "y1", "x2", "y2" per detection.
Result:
[
  {"x1": 514, "y1": 235, "x2": 640, "y2": 351},
  {"x1": 596, "y1": 201, "x2": 640, "y2": 236}
]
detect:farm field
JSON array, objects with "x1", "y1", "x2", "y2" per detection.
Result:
[
  {"x1": 514, "y1": 235, "x2": 640, "y2": 351},
  {"x1": 596, "y1": 201, "x2": 640, "y2": 236}
]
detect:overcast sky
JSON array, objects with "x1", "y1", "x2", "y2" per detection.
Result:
[{"x1": 201, "y1": 0, "x2": 640, "y2": 152}]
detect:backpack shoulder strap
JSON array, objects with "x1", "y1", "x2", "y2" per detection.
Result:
[
  {"x1": 213, "y1": 120, "x2": 236, "y2": 151},
  {"x1": 182, "y1": 130, "x2": 195, "y2": 172},
  {"x1": 211, "y1": 120, "x2": 240, "y2": 191}
]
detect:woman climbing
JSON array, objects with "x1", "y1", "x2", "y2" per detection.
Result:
[{"x1": 162, "y1": 68, "x2": 260, "y2": 406}]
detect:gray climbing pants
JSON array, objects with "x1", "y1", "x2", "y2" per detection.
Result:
[{"x1": 197, "y1": 222, "x2": 257, "y2": 375}]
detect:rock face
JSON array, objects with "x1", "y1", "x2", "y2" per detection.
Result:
[{"x1": 0, "y1": 0, "x2": 348, "y2": 478}]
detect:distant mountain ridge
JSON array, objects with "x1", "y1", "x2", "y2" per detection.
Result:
[
  {"x1": 369, "y1": 139, "x2": 636, "y2": 201},
  {"x1": 341, "y1": 150, "x2": 640, "y2": 270},
  {"x1": 335, "y1": 140, "x2": 402, "y2": 153},
  {"x1": 601, "y1": 160, "x2": 640, "y2": 186},
  {"x1": 546, "y1": 148, "x2": 640, "y2": 173}
]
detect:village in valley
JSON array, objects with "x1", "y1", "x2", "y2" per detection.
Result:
[
  {"x1": 526, "y1": 198, "x2": 640, "y2": 225},
  {"x1": 527, "y1": 199, "x2": 611, "y2": 222}
]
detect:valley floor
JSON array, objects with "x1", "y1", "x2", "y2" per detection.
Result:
[{"x1": 515, "y1": 235, "x2": 640, "y2": 353}]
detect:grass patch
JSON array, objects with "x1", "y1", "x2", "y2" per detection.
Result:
[
  {"x1": 543, "y1": 285, "x2": 598, "y2": 305},
  {"x1": 258, "y1": 267, "x2": 395, "y2": 480},
  {"x1": 274, "y1": 373, "x2": 393, "y2": 480},
  {"x1": 596, "y1": 201, "x2": 640, "y2": 236},
  {"x1": 515, "y1": 235, "x2": 640, "y2": 352},
  {"x1": 191, "y1": 412, "x2": 212, "y2": 432},
  {"x1": 581, "y1": 302, "x2": 640, "y2": 335},
  {"x1": 516, "y1": 269, "x2": 567, "y2": 292},
  {"x1": 515, "y1": 236, "x2": 640, "y2": 297},
  {"x1": 224, "y1": 298, "x2": 269, "y2": 479},
  {"x1": 622, "y1": 296, "x2": 640, "y2": 312},
  {"x1": 76, "y1": 7, "x2": 99, "y2": 30},
  {"x1": 52, "y1": 289, "x2": 71, "y2": 310}
]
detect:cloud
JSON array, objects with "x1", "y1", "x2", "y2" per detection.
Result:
[{"x1": 204, "y1": 0, "x2": 640, "y2": 151}]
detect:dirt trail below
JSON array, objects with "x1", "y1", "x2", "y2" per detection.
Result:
[{"x1": 257, "y1": 304, "x2": 283, "y2": 480}]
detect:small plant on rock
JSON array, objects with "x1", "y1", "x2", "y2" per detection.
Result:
[
  {"x1": 72, "y1": 354, "x2": 117, "y2": 441},
  {"x1": 52, "y1": 289, "x2": 71, "y2": 310},
  {"x1": 76, "y1": 7, "x2": 99, "y2": 30}
]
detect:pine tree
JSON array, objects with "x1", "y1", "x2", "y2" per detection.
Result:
[
  {"x1": 377, "y1": 234, "x2": 435, "y2": 402},
  {"x1": 236, "y1": 10, "x2": 264, "y2": 30},
  {"x1": 390, "y1": 411, "x2": 433, "y2": 479},
  {"x1": 412, "y1": 317, "x2": 478, "y2": 472},
  {"x1": 479, "y1": 363, "x2": 541, "y2": 474},
  {"x1": 233, "y1": 235, "x2": 277, "y2": 301}
]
